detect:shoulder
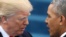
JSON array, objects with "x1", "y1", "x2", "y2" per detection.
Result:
[
  {"x1": 22, "y1": 31, "x2": 32, "y2": 37},
  {"x1": 15, "y1": 31, "x2": 32, "y2": 37},
  {"x1": 60, "y1": 32, "x2": 66, "y2": 37}
]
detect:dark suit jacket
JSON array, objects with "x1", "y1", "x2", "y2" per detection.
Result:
[
  {"x1": 64, "y1": 35, "x2": 66, "y2": 37},
  {"x1": 0, "y1": 31, "x2": 32, "y2": 37}
]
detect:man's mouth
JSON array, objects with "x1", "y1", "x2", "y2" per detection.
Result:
[
  {"x1": 47, "y1": 25, "x2": 50, "y2": 32},
  {"x1": 21, "y1": 27, "x2": 26, "y2": 31},
  {"x1": 20, "y1": 26, "x2": 26, "y2": 31}
]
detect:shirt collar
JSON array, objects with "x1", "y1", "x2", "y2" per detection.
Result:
[
  {"x1": 0, "y1": 26, "x2": 9, "y2": 37},
  {"x1": 60, "y1": 32, "x2": 66, "y2": 37}
]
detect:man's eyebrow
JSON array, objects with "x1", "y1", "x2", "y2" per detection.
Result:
[{"x1": 18, "y1": 17, "x2": 27, "y2": 20}]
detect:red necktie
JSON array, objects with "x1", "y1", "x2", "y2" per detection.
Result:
[{"x1": 10, "y1": 36, "x2": 13, "y2": 37}]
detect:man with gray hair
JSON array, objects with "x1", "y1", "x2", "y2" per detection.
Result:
[
  {"x1": 45, "y1": 0, "x2": 66, "y2": 37},
  {"x1": 0, "y1": 0, "x2": 33, "y2": 37}
]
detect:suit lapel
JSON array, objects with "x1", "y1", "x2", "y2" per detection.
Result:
[
  {"x1": 0, "y1": 32, "x2": 24, "y2": 37},
  {"x1": 64, "y1": 35, "x2": 66, "y2": 37},
  {"x1": 0, "y1": 32, "x2": 3, "y2": 37}
]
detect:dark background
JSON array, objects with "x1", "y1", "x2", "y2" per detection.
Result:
[{"x1": 26, "y1": 0, "x2": 52, "y2": 37}]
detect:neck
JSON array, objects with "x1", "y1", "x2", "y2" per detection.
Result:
[
  {"x1": 51, "y1": 31, "x2": 60, "y2": 37},
  {"x1": 59, "y1": 26, "x2": 66, "y2": 37},
  {"x1": 51, "y1": 26, "x2": 66, "y2": 37},
  {"x1": 60, "y1": 29, "x2": 66, "y2": 36}
]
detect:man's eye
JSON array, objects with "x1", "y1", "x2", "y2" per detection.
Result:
[
  {"x1": 48, "y1": 16, "x2": 50, "y2": 17},
  {"x1": 18, "y1": 18, "x2": 24, "y2": 21},
  {"x1": 47, "y1": 14, "x2": 51, "y2": 18},
  {"x1": 18, "y1": 18, "x2": 27, "y2": 21}
]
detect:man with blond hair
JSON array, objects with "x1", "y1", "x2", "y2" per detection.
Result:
[{"x1": 0, "y1": 0, "x2": 33, "y2": 37}]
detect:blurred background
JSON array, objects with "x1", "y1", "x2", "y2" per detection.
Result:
[{"x1": 26, "y1": 0, "x2": 52, "y2": 37}]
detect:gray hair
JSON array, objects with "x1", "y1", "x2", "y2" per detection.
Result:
[{"x1": 51, "y1": 0, "x2": 66, "y2": 17}]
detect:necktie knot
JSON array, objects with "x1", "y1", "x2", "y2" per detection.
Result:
[{"x1": 10, "y1": 36, "x2": 13, "y2": 37}]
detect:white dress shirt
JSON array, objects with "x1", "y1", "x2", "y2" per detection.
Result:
[
  {"x1": 0, "y1": 26, "x2": 9, "y2": 37},
  {"x1": 60, "y1": 32, "x2": 66, "y2": 37}
]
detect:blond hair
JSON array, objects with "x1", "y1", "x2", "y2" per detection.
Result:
[{"x1": 0, "y1": 0, "x2": 33, "y2": 19}]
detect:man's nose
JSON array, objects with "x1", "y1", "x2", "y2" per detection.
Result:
[
  {"x1": 45, "y1": 17, "x2": 48, "y2": 23},
  {"x1": 24, "y1": 19, "x2": 29, "y2": 25}
]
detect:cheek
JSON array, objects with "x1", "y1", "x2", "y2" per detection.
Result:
[
  {"x1": 9, "y1": 20, "x2": 21, "y2": 29},
  {"x1": 49, "y1": 18, "x2": 60, "y2": 32},
  {"x1": 48, "y1": 18, "x2": 60, "y2": 35},
  {"x1": 15, "y1": 20, "x2": 25, "y2": 28},
  {"x1": 48, "y1": 18, "x2": 55, "y2": 26},
  {"x1": 48, "y1": 18, "x2": 60, "y2": 29},
  {"x1": 16, "y1": 20, "x2": 23, "y2": 26}
]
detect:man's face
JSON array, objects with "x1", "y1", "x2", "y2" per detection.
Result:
[
  {"x1": 45, "y1": 4, "x2": 61, "y2": 37},
  {"x1": 6, "y1": 11, "x2": 30, "y2": 36}
]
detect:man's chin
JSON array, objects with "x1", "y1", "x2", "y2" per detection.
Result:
[
  {"x1": 49, "y1": 29, "x2": 54, "y2": 36},
  {"x1": 16, "y1": 31, "x2": 24, "y2": 35},
  {"x1": 15, "y1": 32, "x2": 24, "y2": 37},
  {"x1": 18, "y1": 31, "x2": 24, "y2": 34},
  {"x1": 50, "y1": 33, "x2": 55, "y2": 37},
  {"x1": 50, "y1": 32, "x2": 57, "y2": 37},
  {"x1": 49, "y1": 31, "x2": 54, "y2": 37}
]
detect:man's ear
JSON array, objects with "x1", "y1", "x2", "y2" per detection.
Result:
[
  {"x1": 1, "y1": 16, "x2": 7, "y2": 23},
  {"x1": 60, "y1": 15, "x2": 65, "y2": 25}
]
